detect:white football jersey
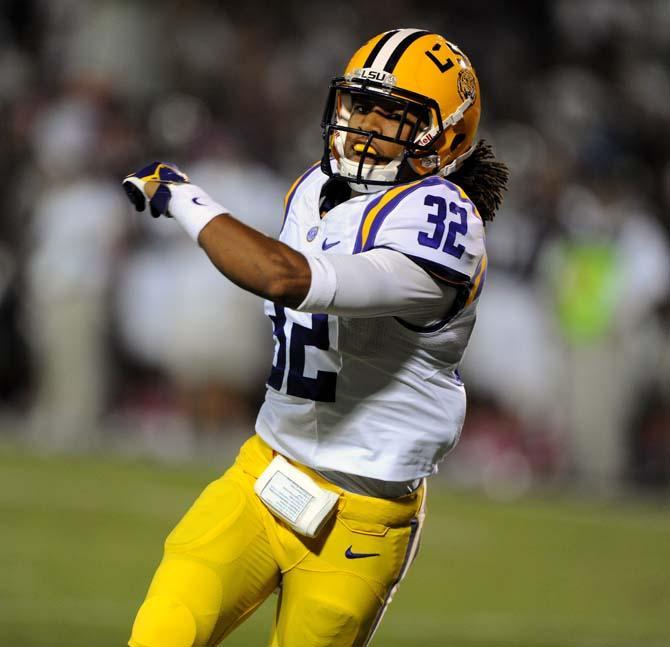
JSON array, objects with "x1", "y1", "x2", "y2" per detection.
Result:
[{"x1": 255, "y1": 163, "x2": 487, "y2": 481}]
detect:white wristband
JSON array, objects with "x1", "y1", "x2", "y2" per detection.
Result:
[{"x1": 168, "y1": 183, "x2": 229, "y2": 242}]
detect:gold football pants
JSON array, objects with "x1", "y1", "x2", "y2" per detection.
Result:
[{"x1": 128, "y1": 434, "x2": 425, "y2": 647}]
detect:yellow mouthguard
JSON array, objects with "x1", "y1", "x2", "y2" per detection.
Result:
[{"x1": 353, "y1": 143, "x2": 378, "y2": 155}]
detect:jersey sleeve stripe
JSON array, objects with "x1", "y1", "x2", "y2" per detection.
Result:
[
  {"x1": 362, "y1": 183, "x2": 414, "y2": 246},
  {"x1": 352, "y1": 192, "x2": 385, "y2": 253},
  {"x1": 281, "y1": 161, "x2": 321, "y2": 230},
  {"x1": 465, "y1": 253, "x2": 487, "y2": 305},
  {"x1": 355, "y1": 176, "x2": 440, "y2": 253}
]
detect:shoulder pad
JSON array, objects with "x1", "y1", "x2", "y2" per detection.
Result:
[
  {"x1": 353, "y1": 176, "x2": 485, "y2": 285},
  {"x1": 280, "y1": 161, "x2": 324, "y2": 231}
]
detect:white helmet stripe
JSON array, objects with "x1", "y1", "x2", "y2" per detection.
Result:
[
  {"x1": 362, "y1": 29, "x2": 400, "y2": 68},
  {"x1": 367, "y1": 28, "x2": 427, "y2": 72}
]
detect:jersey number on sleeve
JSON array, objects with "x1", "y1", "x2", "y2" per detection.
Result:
[
  {"x1": 417, "y1": 195, "x2": 468, "y2": 259},
  {"x1": 267, "y1": 305, "x2": 337, "y2": 402}
]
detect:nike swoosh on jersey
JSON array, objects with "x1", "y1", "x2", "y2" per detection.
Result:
[
  {"x1": 322, "y1": 239, "x2": 341, "y2": 251},
  {"x1": 345, "y1": 545, "x2": 380, "y2": 559},
  {"x1": 192, "y1": 197, "x2": 207, "y2": 206}
]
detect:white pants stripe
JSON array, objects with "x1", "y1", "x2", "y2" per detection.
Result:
[{"x1": 362, "y1": 479, "x2": 427, "y2": 646}]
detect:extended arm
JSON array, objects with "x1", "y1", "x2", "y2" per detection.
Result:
[
  {"x1": 198, "y1": 216, "x2": 456, "y2": 322},
  {"x1": 123, "y1": 166, "x2": 311, "y2": 308},
  {"x1": 197, "y1": 214, "x2": 311, "y2": 308},
  {"x1": 122, "y1": 163, "x2": 456, "y2": 322}
]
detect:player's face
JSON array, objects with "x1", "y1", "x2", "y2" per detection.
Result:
[{"x1": 344, "y1": 95, "x2": 422, "y2": 165}]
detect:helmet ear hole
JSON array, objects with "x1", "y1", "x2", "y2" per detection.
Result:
[{"x1": 450, "y1": 133, "x2": 466, "y2": 151}]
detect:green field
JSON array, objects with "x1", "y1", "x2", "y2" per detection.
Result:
[{"x1": 1, "y1": 443, "x2": 669, "y2": 647}]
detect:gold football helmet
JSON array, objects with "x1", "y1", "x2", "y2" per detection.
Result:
[{"x1": 321, "y1": 28, "x2": 481, "y2": 191}]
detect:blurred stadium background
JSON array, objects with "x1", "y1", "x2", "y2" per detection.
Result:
[{"x1": 0, "y1": 1, "x2": 669, "y2": 645}]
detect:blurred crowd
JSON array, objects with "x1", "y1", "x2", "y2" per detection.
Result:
[{"x1": 0, "y1": 0, "x2": 668, "y2": 492}]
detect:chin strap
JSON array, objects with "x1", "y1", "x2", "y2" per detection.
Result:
[
  {"x1": 339, "y1": 157, "x2": 399, "y2": 193},
  {"x1": 346, "y1": 179, "x2": 387, "y2": 194},
  {"x1": 439, "y1": 145, "x2": 475, "y2": 178}
]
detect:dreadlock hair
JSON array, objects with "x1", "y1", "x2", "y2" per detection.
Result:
[{"x1": 447, "y1": 140, "x2": 509, "y2": 223}]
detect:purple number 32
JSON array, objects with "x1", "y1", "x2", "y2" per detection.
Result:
[{"x1": 417, "y1": 195, "x2": 468, "y2": 259}]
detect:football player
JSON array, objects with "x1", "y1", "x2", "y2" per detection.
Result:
[{"x1": 124, "y1": 28, "x2": 508, "y2": 647}]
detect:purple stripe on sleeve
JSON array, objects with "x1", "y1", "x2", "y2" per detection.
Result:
[
  {"x1": 473, "y1": 264, "x2": 487, "y2": 299},
  {"x1": 361, "y1": 176, "x2": 445, "y2": 252},
  {"x1": 353, "y1": 192, "x2": 385, "y2": 253}
]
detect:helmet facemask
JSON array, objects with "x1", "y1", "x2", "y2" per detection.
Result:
[{"x1": 321, "y1": 77, "x2": 436, "y2": 192}]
